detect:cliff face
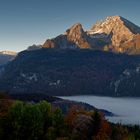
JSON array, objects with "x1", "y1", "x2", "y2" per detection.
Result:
[
  {"x1": 65, "y1": 23, "x2": 90, "y2": 49},
  {"x1": 43, "y1": 16, "x2": 140, "y2": 54},
  {"x1": 43, "y1": 23, "x2": 91, "y2": 49},
  {"x1": 89, "y1": 16, "x2": 133, "y2": 46},
  {"x1": 88, "y1": 16, "x2": 140, "y2": 53},
  {"x1": 118, "y1": 34, "x2": 140, "y2": 54}
]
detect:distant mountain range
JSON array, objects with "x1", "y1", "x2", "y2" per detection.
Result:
[
  {"x1": 1, "y1": 16, "x2": 140, "y2": 96},
  {"x1": 0, "y1": 51, "x2": 17, "y2": 65}
]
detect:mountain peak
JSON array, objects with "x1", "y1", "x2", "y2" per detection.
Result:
[
  {"x1": 65, "y1": 23, "x2": 84, "y2": 35},
  {"x1": 66, "y1": 23, "x2": 90, "y2": 49},
  {"x1": 87, "y1": 15, "x2": 140, "y2": 48},
  {"x1": 43, "y1": 22, "x2": 90, "y2": 49},
  {"x1": 43, "y1": 15, "x2": 140, "y2": 54},
  {"x1": 89, "y1": 15, "x2": 140, "y2": 35},
  {"x1": 106, "y1": 15, "x2": 122, "y2": 19},
  {"x1": 70, "y1": 23, "x2": 82, "y2": 28},
  {"x1": 89, "y1": 15, "x2": 126, "y2": 34}
]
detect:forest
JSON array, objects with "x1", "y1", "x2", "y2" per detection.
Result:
[{"x1": 0, "y1": 93, "x2": 140, "y2": 140}]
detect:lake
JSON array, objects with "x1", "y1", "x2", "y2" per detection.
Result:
[{"x1": 60, "y1": 95, "x2": 140, "y2": 125}]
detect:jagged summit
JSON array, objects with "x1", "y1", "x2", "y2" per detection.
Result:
[
  {"x1": 65, "y1": 23, "x2": 84, "y2": 37},
  {"x1": 67, "y1": 23, "x2": 82, "y2": 30},
  {"x1": 66, "y1": 23, "x2": 90, "y2": 49},
  {"x1": 88, "y1": 15, "x2": 122, "y2": 34},
  {"x1": 43, "y1": 22, "x2": 90, "y2": 49},
  {"x1": 43, "y1": 15, "x2": 140, "y2": 54},
  {"x1": 87, "y1": 15, "x2": 137, "y2": 47},
  {"x1": 88, "y1": 15, "x2": 140, "y2": 35},
  {"x1": 65, "y1": 23, "x2": 84, "y2": 38}
]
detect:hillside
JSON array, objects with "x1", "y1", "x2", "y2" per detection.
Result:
[
  {"x1": 1, "y1": 49, "x2": 140, "y2": 96},
  {"x1": 0, "y1": 93, "x2": 139, "y2": 140}
]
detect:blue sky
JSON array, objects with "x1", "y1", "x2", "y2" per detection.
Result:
[{"x1": 0, "y1": 0, "x2": 140, "y2": 52}]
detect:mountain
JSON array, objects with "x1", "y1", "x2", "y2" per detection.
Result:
[
  {"x1": 43, "y1": 23, "x2": 91, "y2": 49},
  {"x1": 43, "y1": 16, "x2": 140, "y2": 54},
  {"x1": 27, "y1": 44, "x2": 42, "y2": 51},
  {"x1": 1, "y1": 49, "x2": 140, "y2": 96},
  {"x1": 1, "y1": 16, "x2": 140, "y2": 96},
  {"x1": 0, "y1": 51, "x2": 17, "y2": 65}
]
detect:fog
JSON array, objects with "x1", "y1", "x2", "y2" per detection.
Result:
[{"x1": 60, "y1": 96, "x2": 140, "y2": 125}]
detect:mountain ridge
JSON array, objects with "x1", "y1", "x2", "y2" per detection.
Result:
[
  {"x1": 1, "y1": 16, "x2": 140, "y2": 96},
  {"x1": 1, "y1": 49, "x2": 140, "y2": 96},
  {"x1": 43, "y1": 15, "x2": 140, "y2": 54}
]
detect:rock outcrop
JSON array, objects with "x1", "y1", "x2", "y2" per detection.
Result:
[
  {"x1": 43, "y1": 15, "x2": 140, "y2": 54},
  {"x1": 43, "y1": 23, "x2": 90, "y2": 49}
]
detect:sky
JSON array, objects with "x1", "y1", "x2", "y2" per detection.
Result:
[{"x1": 0, "y1": 0, "x2": 140, "y2": 52}]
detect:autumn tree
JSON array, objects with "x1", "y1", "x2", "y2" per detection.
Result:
[
  {"x1": 90, "y1": 110, "x2": 111, "y2": 140},
  {"x1": 0, "y1": 92, "x2": 13, "y2": 117}
]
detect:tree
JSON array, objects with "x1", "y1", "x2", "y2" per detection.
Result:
[
  {"x1": 91, "y1": 110, "x2": 102, "y2": 136},
  {"x1": 3, "y1": 100, "x2": 52, "y2": 140},
  {"x1": 90, "y1": 110, "x2": 111, "y2": 140},
  {"x1": 111, "y1": 124, "x2": 128, "y2": 140},
  {"x1": 0, "y1": 92, "x2": 13, "y2": 117}
]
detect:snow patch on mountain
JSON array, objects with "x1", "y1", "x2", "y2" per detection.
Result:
[{"x1": 0, "y1": 51, "x2": 17, "y2": 55}]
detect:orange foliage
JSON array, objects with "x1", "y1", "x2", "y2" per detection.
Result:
[
  {"x1": 92, "y1": 112, "x2": 111, "y2": 140},
  {"x1": 64, "y1": 105, "x2": 90, "y2": 127},
  {"x1": 0, "y1": 92, "x2": 13, "y2": 117}
]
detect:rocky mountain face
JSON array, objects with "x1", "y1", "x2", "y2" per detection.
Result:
[
  {"x1": 43, "y1": 16, "x2": 140, "y2": 54},
  {"x1": 0, "y1": 51, "x2": 17, "y2": 65},
  {"x1": 43, "y1": 23, "x2": 91, "y2": 49}
]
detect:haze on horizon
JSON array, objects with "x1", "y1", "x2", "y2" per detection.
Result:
[{"x1": 0, "y1": 0, "x2": 140, "y2": 52}]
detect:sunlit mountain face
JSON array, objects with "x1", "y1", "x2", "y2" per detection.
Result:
[{"x1": 43, "y1": 16, "x2": 140, "y2": 55}]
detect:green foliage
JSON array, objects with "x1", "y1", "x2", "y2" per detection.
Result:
[
  {"x1": 0, "y1": 100, "x2": 70, "y2": 140},
  {"x1": 111, "y1": 124, "x2": 128, "y2": 140},
  {"x1": 0, "y1": 100, "x2": 52, "y2": 140},
  {"x1": 0, "y1": 99, "x2": 140, "y2": 140},
  {"x1": 45, "y1": 108, "x2": 68, "y2": 140},
  {"x1": 52, "y1": 108, "x2": 63, "y2": 127},
  {"x1": 45, "y1": 126, "x2": 56, "y2": 140}
]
